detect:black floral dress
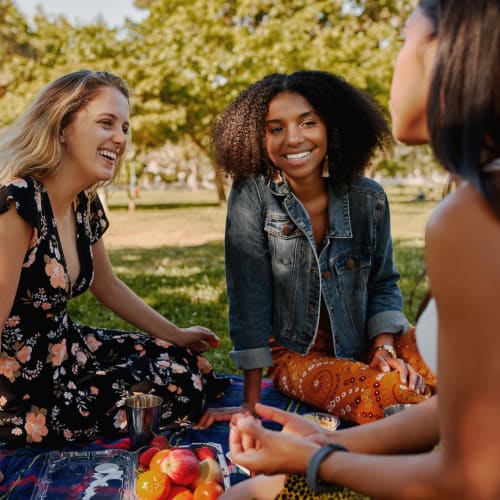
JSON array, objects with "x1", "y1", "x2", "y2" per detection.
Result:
[{"x1": 0, "y1": 176, "x2": 227, "y2": 447}]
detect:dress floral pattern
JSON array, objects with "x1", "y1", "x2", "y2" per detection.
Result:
[{"x1": 0, "y1": 176, "x2": 226, "y2": 447}]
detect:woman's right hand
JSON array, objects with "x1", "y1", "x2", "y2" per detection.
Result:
[
  {"x1": 253, "y1": 403, "x2": 331, "y2": 446},
  {"x1": 174, "y1": 325, "x2": 220, "y2": 352}
]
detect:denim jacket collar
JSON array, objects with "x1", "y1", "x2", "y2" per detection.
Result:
[{"x1": 268, "y1": 173, "x2": 353, "y2": 239}]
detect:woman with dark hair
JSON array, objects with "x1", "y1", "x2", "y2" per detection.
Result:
[
  {"x1": 0, "y1": 70, "x2": 226, "y2": 447},
  {"x1": 202, "y1": 70, "x2": 435, "y2": 430},
  {"x1": 223, "y1": 0, "x2": 500, "y2": 498}
]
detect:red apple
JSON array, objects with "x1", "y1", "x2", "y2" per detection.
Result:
[
  {"x1": 139, "y1": 446, "x2": 161, "y2": 471},
  {"x1": 162, "y1": 448, "x2": 200, "y2": 486},
  {"x1": 191, "y1": 458, "x2": 223, "y2": 488},
  {"x1": 194, "y1": 446, "x2": 215, "y2": 461},
  {"x1": 151, "y1": 434, "x2": 169, "y2": 450}
]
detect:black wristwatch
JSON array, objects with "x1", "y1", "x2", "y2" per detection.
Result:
[{"x1": 306, "y1": 443, "x2": 348, "y2": 493}]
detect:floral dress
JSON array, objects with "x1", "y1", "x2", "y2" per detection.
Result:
[{"x1": 0, "y1": 176, "x2": 227, "y2": 447}]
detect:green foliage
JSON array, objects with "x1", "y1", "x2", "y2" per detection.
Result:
[
  {"x1": 68, "y1": 241, "x2": 235, "y2": 374},
  {"x1": 0, "y1": 3, "x2": 124, "y2": 126},
  {"x1": 0, "y1": 0, "x2": 431, "y2": 181}
]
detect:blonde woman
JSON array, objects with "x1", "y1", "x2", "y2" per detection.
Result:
[{"x1": 0, "y1": 70, "x2": 226, "y2": 446}]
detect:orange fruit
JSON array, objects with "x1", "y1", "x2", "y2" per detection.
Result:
[
  {"x1": 193, "y1": 480, "x2": 224, "y2": 500},
  {"x1": 167, "y1": 485, "x2": 194, "y2": 499},
  {"x1": 135, "y1": 469, "x2": 170, "y2": 500},
  {"x1": 149, "y1": 449, "x2": 172, "y2": 474},
  {"x1": 170, "y1": 489, "x2": 194, "y2": 500}
]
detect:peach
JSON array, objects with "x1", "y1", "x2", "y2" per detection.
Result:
[{"x1": 162, "y1": 448, "x2": 200, "y2": 486}]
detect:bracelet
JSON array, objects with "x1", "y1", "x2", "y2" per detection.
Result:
[
  {"x1": 372, "y1": 344, "x2": 397, "y2": 359},
  {"x1": 306, "y1": 443, "x2": 348, "y2": 493}
]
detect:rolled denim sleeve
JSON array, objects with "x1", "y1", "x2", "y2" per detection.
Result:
[
  {"x1": 366, "y1": 191, "x2": 408, "y2": 340},
  {"x1": 225, "y1": 179, "x2": 275, "y2": 370}
]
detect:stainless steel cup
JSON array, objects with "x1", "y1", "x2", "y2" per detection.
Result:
[
  {"x1": 383, "y1": 403, "x2": 414, "y2": 417},
  {"x1": 124, "y1": 394, "x2": 163, "y2": 450}
]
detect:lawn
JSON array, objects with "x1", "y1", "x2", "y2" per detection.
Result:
[{"x1": 68, "y1": 184, "x2": 439, "y2": 374}]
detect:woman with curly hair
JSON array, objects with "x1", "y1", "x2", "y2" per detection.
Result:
[{"x1": 199, "y1": 70, "x2": 435, "y2": 429}]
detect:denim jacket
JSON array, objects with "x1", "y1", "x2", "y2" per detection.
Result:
[{"x1": 225, "y1": 174, "x2": 408, "y2": 371}]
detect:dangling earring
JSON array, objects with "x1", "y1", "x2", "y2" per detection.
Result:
[
  {"x1": 273, "y1": 167, "x2": 284, "y2": 184},
  {"x1": 322, "y1": 155, "x2": 330, "y2": 178}
]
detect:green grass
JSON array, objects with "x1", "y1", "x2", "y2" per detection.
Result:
[{"x1": 68, "y1": 185, "x2": 438, "y2": 374}]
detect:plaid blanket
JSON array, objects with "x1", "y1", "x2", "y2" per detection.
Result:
[{"x1": 0, "y1": 376, "x2": 331, "y2": 499}]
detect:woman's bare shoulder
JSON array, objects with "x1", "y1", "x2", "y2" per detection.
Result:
[
  {"x1": 425, "y1": 182, "x2": 500, "y2": 301},
  {"x1": 426, "y1": 182, "x2": 500, "y2": 247}
]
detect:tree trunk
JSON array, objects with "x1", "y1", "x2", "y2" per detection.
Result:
[{"x1": 212, "y1": 160, "x2": 227, "y2": 205}]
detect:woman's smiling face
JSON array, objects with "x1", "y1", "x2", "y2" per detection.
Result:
[
  {"x1": 265, "y1": 91, "x2": 328, "y2": 185},
  {"x1": 59, "y1": 85, "x2": 130, "y2": 185}
]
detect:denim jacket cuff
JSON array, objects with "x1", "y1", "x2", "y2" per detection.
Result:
[
  {"x1": 230, "y1": 347, "x2": 273, "y2": 370},
  {"x1": 367, "y1": 311, "x2": 409, "y2": 341}
]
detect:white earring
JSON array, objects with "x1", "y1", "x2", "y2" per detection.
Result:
[{"x1": 321, "y1": 155, "x2": 330, "y2": 178}]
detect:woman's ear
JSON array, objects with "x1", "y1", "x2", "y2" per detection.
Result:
[{"x1": 59, "y1": 130, "x2": 65, "y2": 144}]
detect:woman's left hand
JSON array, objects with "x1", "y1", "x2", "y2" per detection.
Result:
[
  {"x1": 229, "y1": 414, "x2": 319, "y2": 475},
  {"x1": 370, "y1": 354, "x2": 426, "y2": 394},
  {"x1": 175, "y1": 326, "x2": 220, "y2": 352}
]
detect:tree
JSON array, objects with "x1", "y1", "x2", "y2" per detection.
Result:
[
  {"x1": 0, "y1": 3, "x2": 125, "y2": 125},
  {"x1": 121, "y1": 0, "x2": 417, "y2": 201},
  {"x1": 0, "y1": 0, "x2": 36, "y2": 106},
  {"x1": 1, "y1": 0, "x2": 435, "y2": 188}
]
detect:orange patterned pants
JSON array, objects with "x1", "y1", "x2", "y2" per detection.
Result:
[{"x1": 268, "y1": 326, "x2": 436, "y2": 424}]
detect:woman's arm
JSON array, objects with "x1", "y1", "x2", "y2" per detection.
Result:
[
  {"x1": 89, "y1": 238, "x2": 219, "y2": 350},
  {"x1": 229, "y1": 412, "x2": 444, "y2": 499},
  {"x1": 194, "y1": 368, "x2": 264, "y2": 429},
  {"x1": 254, "y1": 397, "x2": 438, "y2": 454},
  {"x1": 225, "y1": 181, "x2": 274, "y2": 400},
  {"x1": 0, "y1": 206, "x2": 32, "y2": 344},
  {"x1": 243, "y1": 368, "x2": 263, "y2": 412},
  {"x1": 365, "y1": 190, "x2": 407, "y2": 332}
]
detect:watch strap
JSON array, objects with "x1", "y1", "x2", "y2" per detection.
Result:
[{"x1": 306, "y1": 443, "x2": 348, "y2": 493}]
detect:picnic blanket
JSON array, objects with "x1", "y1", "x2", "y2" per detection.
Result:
[{"x1": 0, "y1": 376, "x2": 343, "y2": 499}]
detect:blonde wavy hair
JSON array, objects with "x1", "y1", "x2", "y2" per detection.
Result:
[{"x1": 0, "y1": 69, "x2": 130, "y2": 187}]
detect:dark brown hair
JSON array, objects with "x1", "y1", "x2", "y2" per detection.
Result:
[
  {"x1": 422, "y1": 0, "x2": 500, "y2": 217},
  {"x1": 213, "y1": 70, "x2": 390, "y2": 187}
]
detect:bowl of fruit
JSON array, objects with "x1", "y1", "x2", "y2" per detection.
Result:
[{"x1": 135, "y1": 436, "x2": 229, "y2": 500}]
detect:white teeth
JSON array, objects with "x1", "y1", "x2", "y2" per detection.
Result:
[
  {"x1": 98, "y1": 149, "x2": 117, "y2": 160},
  {"x1": 286, "y1": 151, "x2": 311, "y2": 160}
]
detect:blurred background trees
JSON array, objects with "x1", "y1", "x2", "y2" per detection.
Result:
[{"x1": 0, "y1": 0, "x2": 439, "y2": 204}]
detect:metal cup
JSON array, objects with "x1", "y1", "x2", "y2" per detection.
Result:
[
  {"x1": 124, "y1": 394, "x2": 163, "y2": 450},
  {"x1": 383, "y1": 403, "x2": 414, "y2": 418}
]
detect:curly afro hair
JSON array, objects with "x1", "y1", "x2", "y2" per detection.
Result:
[{"x1": 213, "y1": 70, "x2": 391, "y2": 187}]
